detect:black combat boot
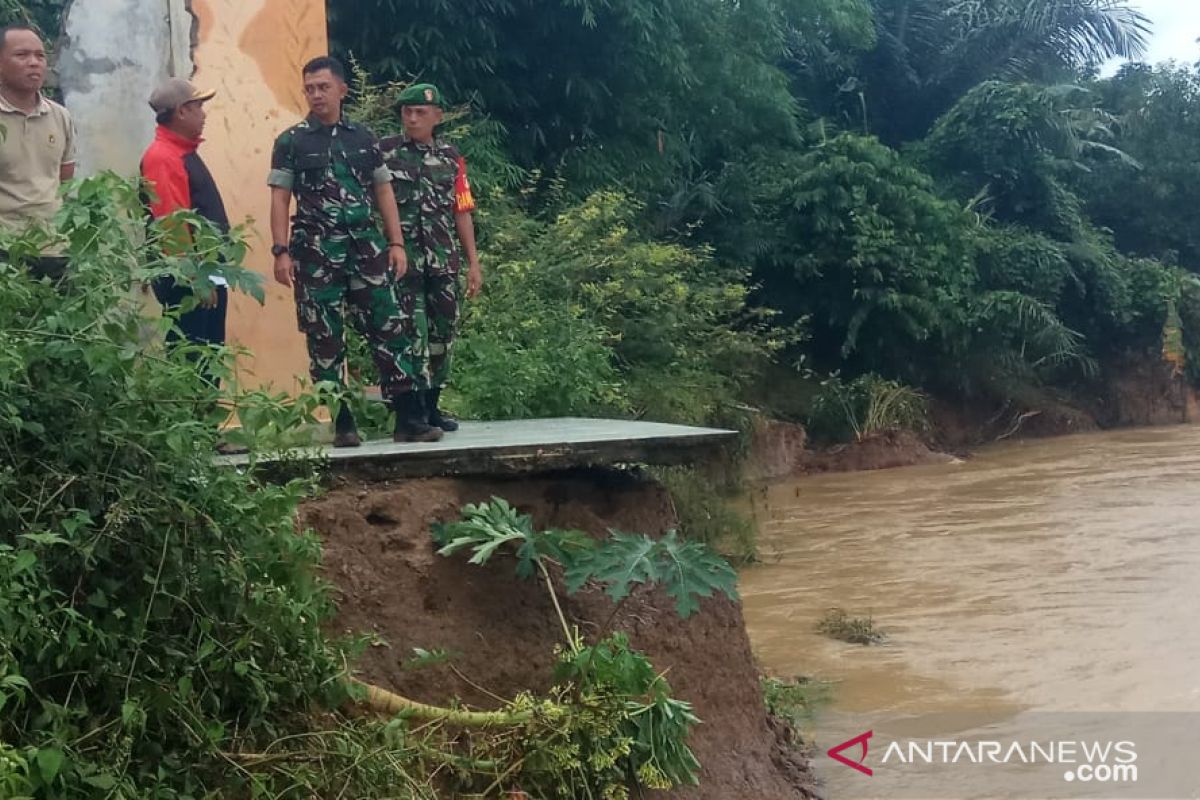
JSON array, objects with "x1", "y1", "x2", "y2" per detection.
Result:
[
  {"x1": 393, "y1": 392, "x2": 443, "y2": 443},
  {"x1": 426, "y1": 388, "x2": 459, "y2": 432},
  {"x1": 333, "y1": 404, "x2": 362, "y2": 448}
]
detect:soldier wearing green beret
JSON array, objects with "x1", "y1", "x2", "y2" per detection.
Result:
[{"x1": 378, "y1": 83, "x2": 482, "y2": 433}]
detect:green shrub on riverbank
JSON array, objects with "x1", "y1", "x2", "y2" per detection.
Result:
[
  {"x1": 0, "y1": 175, "x2": 364, "y2": 797},
  {"x1": 806, "y1": 374, "x2": 929, "y2": 444},
  {"x1": 762, "y1": 676, "x2": 834, "y2": 729},
  {"x1": 453, "y1": 192, "x2": 781, "y2": 424}
]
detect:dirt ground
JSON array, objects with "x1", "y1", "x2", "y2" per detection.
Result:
[
  {"x1": 745, "y1": 418, "x2": 956, "y2": 479},
  {"x1": 792, "y1": 429, "x2": 957, "y2": 474},
  {"x1": 302, "y1": 470, "x2": 820, "y2": 799}
]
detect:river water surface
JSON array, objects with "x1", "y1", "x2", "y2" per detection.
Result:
[{"x1": 740, "y1": 426, "x2": 1200, "y2": 797}]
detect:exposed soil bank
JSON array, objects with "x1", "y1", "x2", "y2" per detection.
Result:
[
  {"x1": 1095, "y1": 357, "x2": 1200, "y2": 429},
  {"x1": 746, "y1": 418, "x2": 956, "y2": 481},
  {"x1": 302, "y1": 471, "x2": 819, "y2": 799},
  {"x1": 746, "y1": 358, "x2": 1200, "y2": 480}
]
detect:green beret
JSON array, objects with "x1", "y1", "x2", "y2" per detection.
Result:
[{"x1": 396, "y1": 83, "x2": 445, "y2": 109}]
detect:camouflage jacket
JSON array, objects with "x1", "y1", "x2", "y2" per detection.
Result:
[
  {"x1": 268, "y1": 114, "x2": 390, "y2": 237},
  {"x1": 378, "y1": 135, "x2": 476, "y2": 272}
]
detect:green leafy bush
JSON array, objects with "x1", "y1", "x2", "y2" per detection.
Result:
[
  {"x1": 974, "y1": 225, "x2": 1076, "y2": 305},
  {"x1": 450, "y1": 211, "x2": 628, "y2": 420},
  {"x1": 738, "y1": 134, "x2": 977, "y2": 379},
  {"x1": 555, "y1": 634, "x2": 701, "y2": 790},
  {"x1": 451, "y1": 192, "x2": 779, "y2": 423},
  {"x1": 0, "y1": 173, "x2": 423, "y2": 799}
]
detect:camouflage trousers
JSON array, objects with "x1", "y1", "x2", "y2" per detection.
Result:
[
  {"x1": 396, "y1": 256, "x2": 459, "y2": 390},
  {"x1": 292, "y1": 228, "x2": 421, "y2": 398}
]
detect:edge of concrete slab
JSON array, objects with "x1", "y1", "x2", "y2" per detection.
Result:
[{"x1": 217, "y1": 417, "x2": 739, "y2": 480}]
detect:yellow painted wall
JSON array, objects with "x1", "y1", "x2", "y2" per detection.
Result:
[{"x1": 190, "y1": 0, "x2": 328, "y2": 395}]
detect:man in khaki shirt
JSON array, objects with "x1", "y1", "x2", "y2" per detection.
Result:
[{"x1": 0, "y1": 24, "x2": 76, "y2": 280}]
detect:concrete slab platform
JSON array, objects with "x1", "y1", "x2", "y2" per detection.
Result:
[{"x1": 219, "y1": 417, "x2": 738, "y2": 479}]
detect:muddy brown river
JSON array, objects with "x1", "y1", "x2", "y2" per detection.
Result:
[{"x1": 740, "y1": 426, "x2": 1200, "y2": 798}]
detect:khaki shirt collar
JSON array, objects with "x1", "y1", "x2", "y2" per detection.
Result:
[{"x1": 0, "y1": 91, "x2": 52, "y2": 117}]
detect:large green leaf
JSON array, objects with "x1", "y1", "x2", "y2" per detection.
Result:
[
  {"x1": 565, "y1": 530, "x2": 738, "y2": 618},
  {"x1": 435, "y1": 503, "x2": 738, "y2": 618},
  {"x1": 433, "y1": 497, "x2": 593, "y2": 578}
]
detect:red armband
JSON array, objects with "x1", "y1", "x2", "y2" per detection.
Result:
[{"x1": 454, "y1": 156, "x2": 476, "y2": 213}]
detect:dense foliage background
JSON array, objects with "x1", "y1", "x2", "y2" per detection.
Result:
[
  {"x1": 331, "y1": 0, "x2": 1200, "y2": 433},
  {"x1": 9, "y1": 0, "x2": 1200, "y2": 432}
]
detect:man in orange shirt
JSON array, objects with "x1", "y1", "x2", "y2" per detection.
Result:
[{"x1": 140, "y1": 77, "x2": 230, "y2": 383}]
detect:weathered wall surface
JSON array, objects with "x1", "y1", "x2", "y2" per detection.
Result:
[
  {"x1": 59, "y1": 0, "x2": 192, "y2": 177},
  {"x1": 190, "y1": 0, "x2": 327, "y2": 394},
  {"x1": 59, "y1": 0, "x2": 327, "y2": 395}
]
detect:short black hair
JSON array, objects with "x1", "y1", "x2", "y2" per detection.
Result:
[
  {"x1": 0, "y1": 24, "x2": 42, "y2": 54},
  {"x1": 155, "y1": 108, "x2": 175, "y2": 126},
  {"x1": 302, "y1": 56, "x2": 346, "y2": 82}
]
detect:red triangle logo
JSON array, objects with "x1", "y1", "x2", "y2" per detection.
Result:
[{"x1": 827, "y1": 730, "x2": 874, "y2": 776}]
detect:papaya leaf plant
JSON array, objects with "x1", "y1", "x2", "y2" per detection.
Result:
[
  {"x1": 433, "y1": 497, "x2": 738, "y2": 620},
  {"x1": 432, "y1": 497, "x2": 741, "y2": 792}
]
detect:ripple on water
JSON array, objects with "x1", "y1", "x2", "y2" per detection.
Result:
[{"x1": 741, "y1": 425, "x2": 1200, "y2": 717}]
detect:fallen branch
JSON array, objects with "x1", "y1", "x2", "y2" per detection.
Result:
[
  {"x1": 349, "y1": 678, "x2": 541, "y2": 727},
  {"x1": 996, "y1": 410, "x2": 1041, "y2": 441}
]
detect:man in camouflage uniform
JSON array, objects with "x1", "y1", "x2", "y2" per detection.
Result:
[
  {"x1": 379, "y1": 83, "x2": 482, "y2": 433},
  {"x1": 268, "y1": 57, "x2": 442, "y2": 445}
]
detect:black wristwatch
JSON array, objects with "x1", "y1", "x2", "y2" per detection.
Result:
[{"x1": 271, "y1": 244, "x2": 289, "y2": 257}]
